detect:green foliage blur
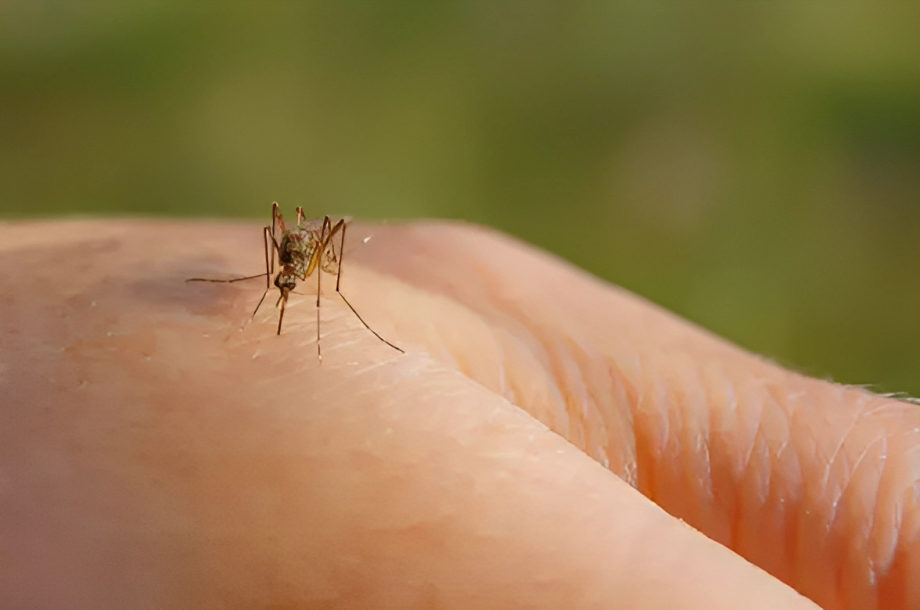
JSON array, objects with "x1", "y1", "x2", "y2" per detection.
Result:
[{"x1": 2, "y1": 2, "x2": 918, "y2": 396}]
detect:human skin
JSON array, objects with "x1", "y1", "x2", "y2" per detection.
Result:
[{"x1": 0, "y1": 219, "x2": 917, "y2": 610}]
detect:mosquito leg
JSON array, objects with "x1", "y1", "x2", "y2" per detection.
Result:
[
  {"x1": 272, "y1": 201, "x2": 285, "y2": 233},
  {"x1": 269, "y1": 202, "x2": 286, "y2": 280},
  {"x1": 316, "y1": 267, "x2": 322, "y2": 360},
  {"x1": 186, "y1": 273, "x2": 267, "y2": 284},
  {"x1": 316, "y1": 249, "x2": 322, "y2": 360},
  {"x1": 186, "y1": 223, "x2": 275, "y2": 287},
  {"x1": 318, "y1": 215, "x2": 332, "y2": 303},
  {"x1": 331, "y1": 220, "x2": 404, "y2": 353},
  {"x1": 336, "y1": 219, "x2": 346, "y2": 292},
  {"x1": 335, "y1": 292, "x2": 404, "y2": 353},
  {"x1": 328, "y1": 219, "x2": 340, "y2": 266},
  {"x1": 258, "y1": 226, "x2": 270, "y2": 290},
  {"x1": 247, "y1": 288, "x2": 267, "y2": 321},
  {"x1": 271, "y1": 201, "x2": 282, "y2": 268},
  {"x1": 316, "y1": 216, "x2": 333, "y2": 360},
  {"x1": 186, "y1": 204, "x2": 288, "y2": 335}
]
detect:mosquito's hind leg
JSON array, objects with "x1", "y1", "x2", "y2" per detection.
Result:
[{"x1": 331, "y1": 220, "x2": 404, "y2": 353}]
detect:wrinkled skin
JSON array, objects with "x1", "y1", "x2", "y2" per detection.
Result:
[{"x1": 1, "y1": 220, "x2": 917, "y2": 610}]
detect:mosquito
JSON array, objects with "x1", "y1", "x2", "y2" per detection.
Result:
[{"x1": 187, "y1": 202, "x2": 404, "y2": 359}]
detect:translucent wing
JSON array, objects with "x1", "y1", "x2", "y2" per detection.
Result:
[{"x1": 301, "y1": 215, "x2": 352, "y2": 233}]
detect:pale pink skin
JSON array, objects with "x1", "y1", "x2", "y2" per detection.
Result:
[{"x1": 1, "y1": 220, "x2": 917, "y2": 610}]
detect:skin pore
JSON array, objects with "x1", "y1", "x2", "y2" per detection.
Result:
[{"x1": 1, "y1": 220, "x2": 917, "y2": 610}]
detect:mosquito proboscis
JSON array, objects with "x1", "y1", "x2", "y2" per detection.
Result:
[{"x1": 187, "y1": 202, "x2": 404, "y2": 359}]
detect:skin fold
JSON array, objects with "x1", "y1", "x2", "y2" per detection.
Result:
[{"x1": 0, "y1": 219, "x2": 917, "y2": 610}]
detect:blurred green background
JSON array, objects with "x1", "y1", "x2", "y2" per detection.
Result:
[{"x1": 2, "y1": 1, "x2": 918, "y2": 396}]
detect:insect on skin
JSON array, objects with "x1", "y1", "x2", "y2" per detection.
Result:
[{"x1": 187, "y1": 202, "x2": 404, "y2": 360}]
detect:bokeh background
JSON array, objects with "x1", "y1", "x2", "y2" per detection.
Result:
[{"x1": 2, "y1": 1, "x2": 918, "y2": 396}]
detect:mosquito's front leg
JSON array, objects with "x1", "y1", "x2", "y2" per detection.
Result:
[
  {"x1": 185, "y1": 227, "x2": 275, "y2": 287},
  {"x1": 261, "y1": 226, "x2": 272, "y2": 290},
  {"x1": 185, "y1": 273, "x2": 268, "y2": 284},
  {"x1": 244, "y1": 224, "x2": 279, "y2": 321},
  {"x1": 247, "y1": 222, "x2": 286, "y2": 321},
  {"x1": 265, "y1": 225, "x2": 282, "y2": 268}
]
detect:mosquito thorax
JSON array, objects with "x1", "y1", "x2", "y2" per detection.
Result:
[{"x1": 280, "y1": 229, "x2": 318, "y2": 268}]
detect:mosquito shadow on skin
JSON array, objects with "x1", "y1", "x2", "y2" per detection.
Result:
[{"x1": 130, "y1": 266, "x2": 255, "y2": 318}]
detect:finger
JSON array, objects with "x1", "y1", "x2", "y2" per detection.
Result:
[
  {"x1": 0, "y1": 219, "x2": 817, "y2": 609},
  {"x1": 348, "y1": 221, "x2": 920, "y2": 610}
]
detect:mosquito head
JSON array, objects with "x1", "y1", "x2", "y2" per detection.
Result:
[{"x1": 274, "y1": 271, "x2": 297, "y2": 298}]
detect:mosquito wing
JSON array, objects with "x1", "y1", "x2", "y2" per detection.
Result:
[{"x1": 300, "y1": 216, "x2": 352, "y2": 233}]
